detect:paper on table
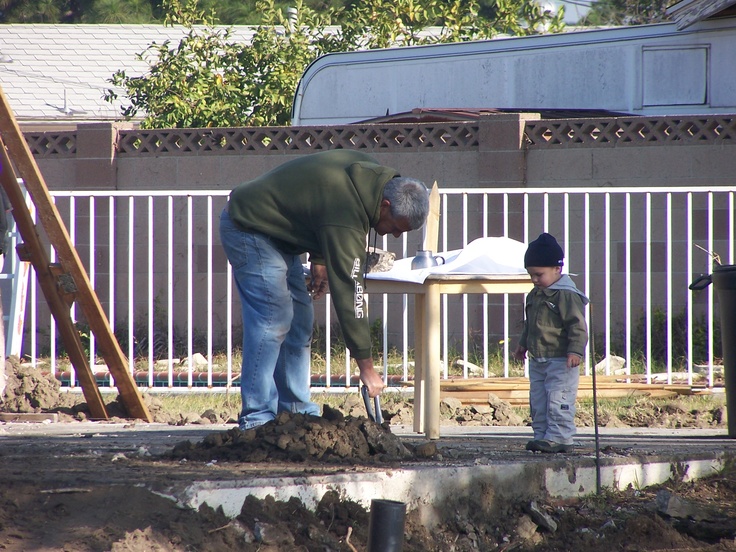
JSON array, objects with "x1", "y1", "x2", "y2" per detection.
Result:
[{"x1": 367, "y1": 236, "x2": 528, "y2": 284}]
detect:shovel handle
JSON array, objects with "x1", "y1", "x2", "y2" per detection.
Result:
[{"x1": 360, "y1": 385, "x2": 383, "y2": 424}]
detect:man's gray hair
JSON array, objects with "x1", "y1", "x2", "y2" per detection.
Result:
[{"x1": 383, "y1": 177, "x2": 429, "y2": 230}]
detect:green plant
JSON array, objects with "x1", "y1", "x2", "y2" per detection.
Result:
[{"x1": 625, "y1": 307, "x2": 722, "y2": 369}]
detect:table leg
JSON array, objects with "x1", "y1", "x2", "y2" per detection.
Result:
[
  {"x1": 424, "y1": 281, "x2": 441, "y2": 439},
  {"x1": 413, "y1": 293, "x2": 425, "y2": 434}
]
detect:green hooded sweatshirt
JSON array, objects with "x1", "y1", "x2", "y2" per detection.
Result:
[{"x1": 227, "y1": 150, "x2": 400, "y2": 359}]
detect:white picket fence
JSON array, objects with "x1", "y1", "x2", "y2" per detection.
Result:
[{"x1": 12, "y1": 185, "x2": 733, "y2": 393}]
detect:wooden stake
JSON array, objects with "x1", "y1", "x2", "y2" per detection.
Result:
[{"x1": 422, "y1": 181, "x2": 440, "y2": 253}]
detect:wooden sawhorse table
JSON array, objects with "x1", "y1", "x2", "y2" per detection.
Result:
[{"x1": 366, "y1": 274, "x2": 532, "y2": 439}]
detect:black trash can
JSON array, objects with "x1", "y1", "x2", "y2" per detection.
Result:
[{"x1": 691, "y1": 264, "x2": 736, "y2": 437}]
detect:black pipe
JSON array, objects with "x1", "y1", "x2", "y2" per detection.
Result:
[{"x1": 367, "y1": 499, "x2": 406, "y2": 552}]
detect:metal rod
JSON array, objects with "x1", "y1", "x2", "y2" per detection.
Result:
[{"x1": 589, "y1": 302, "x2": 602, "y2": 495}]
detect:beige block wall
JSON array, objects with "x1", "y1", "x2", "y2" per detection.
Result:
[{"x1": 21, "y1": 118, "x2": 736, "y2": 360}]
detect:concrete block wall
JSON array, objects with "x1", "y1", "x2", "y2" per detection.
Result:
[{"x1": 23, "y1": 116, "x2": 736, "y2": 361}]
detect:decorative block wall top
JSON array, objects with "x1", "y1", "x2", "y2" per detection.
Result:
[
  {"x1": 525, "y1": 116, "x2": 736, "y2": 148},
  {"x1": 21, "y1": 115, "x2": 736, "y2": 158},
  {"x1": 114, "y1": 124, "x2": 481, "y2": 155},
  {"x1": 24, "y1": 131, "x2": 77, "y2": 158}
]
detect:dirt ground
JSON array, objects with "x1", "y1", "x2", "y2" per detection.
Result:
[{"x1": 1, "y1": 360, "x2": 735, "y2": 552}]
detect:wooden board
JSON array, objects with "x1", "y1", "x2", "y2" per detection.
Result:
[
  {"x1": 422, "y1": 182, "x2": 440, "y2": 253},
  {"x1": 0, "y1": 412, "x2": 59, "y2": 423}
]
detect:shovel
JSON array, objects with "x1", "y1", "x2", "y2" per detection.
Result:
[{"x1": 361, "y1": 385, "x2": 383, "y2": 424}]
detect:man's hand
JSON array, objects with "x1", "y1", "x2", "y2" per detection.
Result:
[
  {"x1": 513, "y1": 346, "x2": 527, "y2": 361},
  {"x1": 308, "y1": 263, "x2": 329, "y2": 300},
  {"x1": 567, "y1": 353, "x2": 582, "y2": 368},
  {"x1": 356, "y1": 358, "x2": 385, "y2": 397}
]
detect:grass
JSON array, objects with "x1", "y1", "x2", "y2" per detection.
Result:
[{"x1": 110, "y1": 385, "x2": 727, "y2": 425}]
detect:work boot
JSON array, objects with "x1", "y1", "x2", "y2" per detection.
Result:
[
  {"x1": 525, "y1": 439, "x2": 543, "y2": 452},
  {"x1": 535, "y1": 439, "x2": 574, "y2": 453}
]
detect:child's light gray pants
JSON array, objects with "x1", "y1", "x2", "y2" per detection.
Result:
[{"x1": 529, "y1": 357, "x2": 579, "y2": 445}]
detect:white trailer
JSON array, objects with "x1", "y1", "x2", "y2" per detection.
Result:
[{"x1": 291, "y1": 17, "x2": 736, "y2": 125}]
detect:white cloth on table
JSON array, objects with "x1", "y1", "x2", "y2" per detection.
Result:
[{"x1": 366, "y1": 236, "x2": 527, "y2": 284}]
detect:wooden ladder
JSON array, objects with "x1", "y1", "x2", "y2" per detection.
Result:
[{"x1": 0, "y1": 85, "x2": 151, "y2": 422}]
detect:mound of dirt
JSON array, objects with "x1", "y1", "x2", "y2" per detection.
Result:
[
  {"x1": 0, "y1": 356, "x2": 76, "y2": 413},
  {"x1": 168, "y1": 406, "x2": 419, "y2": 464}
]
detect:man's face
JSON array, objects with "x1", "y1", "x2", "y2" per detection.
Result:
[{"x1": 375, "y1": 200, "x2": 412, "y2": 237}]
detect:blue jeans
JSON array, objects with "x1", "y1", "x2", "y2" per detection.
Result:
[
  {"x1": 219, "y1": 208, "x2": 320, "y2": 429},
  {"x1": 528, "y1": 357, "x2": 579, "y2": 445}
]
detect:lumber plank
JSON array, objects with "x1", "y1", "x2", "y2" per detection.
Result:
[{"x1": 0, "y1": 412, "x2": 59, "y2": 423}]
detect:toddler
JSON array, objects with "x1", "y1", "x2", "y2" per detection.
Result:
[{"x1": 514, "y1": 233, "x2": 589, "y2": 453}]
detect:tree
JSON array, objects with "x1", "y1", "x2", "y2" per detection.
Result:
[
  {"x1": 0, "y1": 0, "x2": 158, "y2": 23},
  {"x1": 580, "y1": 0, "x2": 675, "y2": 26},
  {"x1": 105, "y1": 0, "x2": 565, "y2": 128},
  {"x1": 0, "y1": 0, "x2": 68, "y2": 22},
  {"x1": 83, "y1": 0, "x2": 156, "y2": 23}
]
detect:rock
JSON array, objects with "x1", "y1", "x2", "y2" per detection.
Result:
[
  {"x1": 389, "y1": 405, "x2": 414, "y2": 425},
  {"x1": 603, "y1": 414, "x2": 631, "y2": 428},
  {"x1": 456, "y1": 359, "x2": 484, "y2": 377},
  {"x1": 487, "y1": 394, "x2": 524, "y2": 425},
  {"x1": 693, "y1": 363, "x2": 723, "y2": 377},
  {"x1": 229, "y1": 520, "x2": 255, "y2": 543},
  {"x1": 470, "y1": 404, "x2": 492, "y2": 415},
  {"x1": 440, "y1": 397, "x2": 463, "y2": 417},
  {"x1": 525, "y1": 501, "x2": 558, "y2": 533},
  {"x1": 414, "y1": 441, "x2": 438, "y2": 458},
  {"x1": 516, "y1": 514, "x2": 542, "y2": 543},
  {"x1": 362, "y1": 419, "x2": 413, "y2": 459},
  {"x1": 656, "y1": 490, "x2": 714, "y2": 521},
  {"x1": 342, "y1": 393, "x2": 366, "y2": 418},
  {"x1": 200, "y1": 408, "x2": 219, "y2": 423},
  {"x1": 322, "y1": 403, "x2": 344, "y2": 422},
  {"x1": 600, "y1": 518, "x2": 617, "y2": 531},
  {"x1": 254, "y1": 521, "x2": 295, "y2": 546},
  {"x1": 189, "y1": 353, "x2": 209, "y2": 367},
  {"x1": 176, "y1": 412, "x2": 202, "y2": 425},
  {"x1": 595, "y1": 355, "x2": 627, "y2": 374}
]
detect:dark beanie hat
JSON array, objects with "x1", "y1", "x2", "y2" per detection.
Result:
[{"x1": 524, "y1": 233, "x2": 564, "y2": 268}]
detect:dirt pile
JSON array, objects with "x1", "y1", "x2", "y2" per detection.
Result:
[
  {"x1": 0, "y1": 356, "x2": 76, "y2": 413},
  {"x1": 168, "y1": 406, "x2": 420, "y2": 464}
]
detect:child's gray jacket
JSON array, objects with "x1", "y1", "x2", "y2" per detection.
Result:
[{"x1": 519, "y1": 275, "x2": 589, "y2": 359}]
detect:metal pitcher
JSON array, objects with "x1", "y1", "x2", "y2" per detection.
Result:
[{"x1": 411, "y1": 250, "x2": 445, "y2": 270}]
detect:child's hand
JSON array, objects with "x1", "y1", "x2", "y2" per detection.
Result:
[
  {"x1": 567, "y1": 353, "x2": 581, "y2": 368},
  {"x1": 513, "y1": 346, "x2": 527, "y2": 361}
]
